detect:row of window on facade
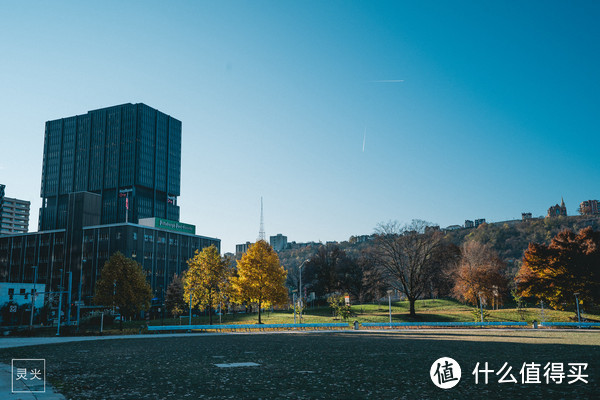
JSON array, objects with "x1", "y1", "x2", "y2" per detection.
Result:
[
  {"x1": 7, "y1": 288, "x2": 37, "y2": 300},
  {"x1": 83, "y1": 232, "x2": 190, "y2": 247},
  {"x1": 0, "y1": 238, "x2": 65, "y2": 249},
  {"x1": 5, "y1": 255, "x2": 64, "y2": 264}
]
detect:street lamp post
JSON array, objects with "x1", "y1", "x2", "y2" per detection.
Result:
[
  {"x1": 56, "y1": 269, "x2": 63, "y2": 336},
  {"x1": 29, "y1": 266, "x2": 38, "y2": 329},
  {"x1": 292, "y1": 291, "x2": 297, "y2": 324},
  {"x1": 298, "y1": 259, "x2": 309, "y2": 323},
  {"x1": 189, "y1": 292, "x2": 193, "y2": 326},
  {"x1": 387, "y1": 289, "x2": 393, "y2": 325},
  {"x1": 112, "y1": 279, "x2": 116, "y2": 314},
  {"x1": 574, "y1": 293, "x2": 581, "y2": 323},
  {"x1": 478, "y1": 292, "x2": 484, "y2": 323}
]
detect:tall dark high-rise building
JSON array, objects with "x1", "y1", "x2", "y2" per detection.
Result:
[
  {"x1": 39, "y1": 103, "x2": 181, "y2": 231},
  {"x1": 1, "y1": 104, "x2": 220, "y2": 306}
]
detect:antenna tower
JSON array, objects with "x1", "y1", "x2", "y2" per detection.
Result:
[{"x1": 258, "y1": 197, "x2": 266, "y2": 241}]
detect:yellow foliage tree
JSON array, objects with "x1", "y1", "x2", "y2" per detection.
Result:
[
  {"x1": 183, "y1": 245, "x2": 231, "y2": 325},
  {"x1": 232, "y1": 240, "x2": 288, "y2": 324}
]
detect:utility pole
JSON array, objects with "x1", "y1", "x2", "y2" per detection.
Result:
[
  {"x1": 56, "y1": 269, "x2": 63, "y2": 336},
  {"x1": 29, "y1": 266, "x2": 38, "y2": 329},
  {"x1": 66, "y1": 271, "x2": 72, "y2": 325},
  {"x1": 76, "y1": 271, "x2": 83, "y2": 332},
  {"x1": 574, "y1": 293, "x2": 581, "y2": 324},
  {"x1": 293, "y1": 292, "x2": 297, "y2": 324},
  {"x1": 298, "y1": 259, "x2": 309, "y2": 323},
  {"x1": 387, "y1": 290, "x2": 393, "y2": 325},
  {"x1": 478, "y1": 293, "x2": 484, "y2": 323},
  {"x1": 189, "y1": 292, "x2": 193, "y2": 325},
  {"x1": 258, "y1": 197, "x2": 265, "y2": 241}
]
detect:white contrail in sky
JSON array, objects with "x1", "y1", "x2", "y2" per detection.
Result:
[{"x1": 362, "y1": 127, "x2": 366, "y2": 152}]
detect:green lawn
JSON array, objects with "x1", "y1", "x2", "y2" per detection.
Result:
[
  {"x1": 11, "y1": 299, "x2": 597, "y2": 336},
  {"x1": 136, "y1": 299, "x2": 600, "y2": 330},
  {"x1": 1, "y1": 330, "x2": 598, "y2": 399}
]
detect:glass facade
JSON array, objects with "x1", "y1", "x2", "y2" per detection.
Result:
[{"x1": 39, "y1": 103, "x2": 181, "y2": 231}]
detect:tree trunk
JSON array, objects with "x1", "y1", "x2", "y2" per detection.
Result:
[
  {"x1": 258, "y1": 301, "x2": 262, "y2": 324},
  {"x1": 409, "y1": 298, "x2": 416, "y2": 317}
]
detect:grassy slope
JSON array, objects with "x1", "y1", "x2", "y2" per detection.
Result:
[
  {"x1": 15, "y1": 299, "x2": 594, "y2": 336},
  {"x1": 136, "y1": 299, "x2": 599, "y2": 327}
]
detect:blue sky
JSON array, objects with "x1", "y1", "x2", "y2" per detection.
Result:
[{"x1": 1, "y1": 1, "x2": 598, "y2": 253}]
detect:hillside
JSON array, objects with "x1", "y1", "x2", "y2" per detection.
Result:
[
  {"x1": 443, "y1": 215, "x2": 600, "y2": 275},
  {"x1": 277, "y1": 215, "x2": 600, "y2": 278}
]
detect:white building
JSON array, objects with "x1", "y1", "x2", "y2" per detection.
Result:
[
  {"x1": 0, "y1": 282, "x2": 46, "y2": 308},
  {"x1": 0, "y1": 194, "x2": 30, "y2": 235}
]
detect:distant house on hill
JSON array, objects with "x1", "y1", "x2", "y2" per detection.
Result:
[
  {"x1": 579, "y1": 200, "x2": 599, "y2": 216},
  {"x1": 547, "y1": 198, "x2": 567, "y2": 218},
  {"x1": 444, "y1": 225, "x2": 462, "y2": 231}
]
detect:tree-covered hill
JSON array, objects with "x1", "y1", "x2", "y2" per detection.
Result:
[
  {"x1": 443, "y1": 215, "x2": 600, "y2": 276},
  {"x1": 277, "y1": 215, "x2": 600, "y2": 282}
]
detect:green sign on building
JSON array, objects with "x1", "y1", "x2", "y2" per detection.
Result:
[{"x1": 141, "y1": 217, "x2": 196, "y2": 235}]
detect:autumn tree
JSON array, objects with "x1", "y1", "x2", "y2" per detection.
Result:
[
  {"x1": 183, "y1": 245, "x2": 231, "y2": 325},
  {"x1": 372, "y1": 220, "x2": 444, "y2": 317},
  {"x1": 428, "y1": 242, "x2": 461, "y2": 298},
  {"x1": 452, "y1": 241, "x2": 508, "y2": 309},
  {"x1": 232, "y1": 240, "x2": 288, "y2": 324},
  {"x1": 337, "y1": 252, "x2": 388, "y2": 303},
  {"x1": 516, "y1": 227, "x2": 600, "y2": 310},
  {"x1": 165, "y1": 274, "x2": 187, "y2": 318},
  {"x1": 94, "y1": 252, "x2": 152, "y2": 327},
  {"x1": 302, "y1": 244, "x2": 349, "y2": 298}
]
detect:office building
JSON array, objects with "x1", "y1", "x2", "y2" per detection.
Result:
[
  {"x1": 0, "y1": 185, "x2": 30, "y2": 234},
  {"x1": 236, "y1": 242, "x2": 253, "y2": 256},
  {"x1": 0, "y1": 104, "x2": 220, "y2": 308},
  {"x1": 474, "y1": 219, "x2": 486, "y2": 227},
  {"x1": 39, "y1": 103, "x2": 181, "y2": 231},
  {"x1": 579, "y1": 200, "x2": 599, "y2": 215},
  {"x1": 270, "y1": 234, "x2": 288, "y2": 252}
]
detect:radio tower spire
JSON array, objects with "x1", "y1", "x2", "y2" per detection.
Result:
[{"x1": 258, "y1": 197, "x2": 266, "y2": 241}]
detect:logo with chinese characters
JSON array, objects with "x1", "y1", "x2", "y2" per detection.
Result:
[
  {"x1": 11, "y1": 359, "x2": 46, "y2": 394},
  {"x1": 472, "y1": 362, "x2": 589, "y2": 385},
  {"x1": 430, "y1": 357, "x2": 462, "y2": 389}
]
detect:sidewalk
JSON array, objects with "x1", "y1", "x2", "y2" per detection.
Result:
[{"x1": 0, "y1": 332, "x2": 222, "y2": 349}]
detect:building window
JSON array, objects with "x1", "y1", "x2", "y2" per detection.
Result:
[{"x1": 8, "y1": 288, "x2": 14, "y2": 300}]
